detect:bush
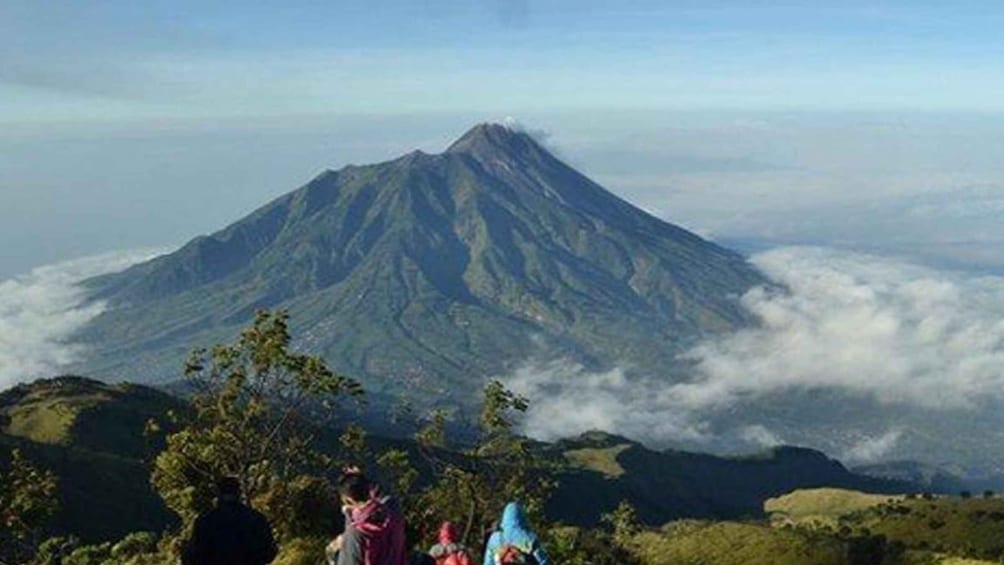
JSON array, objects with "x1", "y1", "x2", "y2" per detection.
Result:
[
  {"x1": 62, "y1": 542, "x2": 112, "y2": 565},
  {"x1": 37, "y1": 536, "x2": 81, "y2": 565},
  {"x1": 543, "y1": 525, "x2": 642, "y2": 565},
  {"x1": 111, "y1": 532, "x2": 159, "y2": 559},
  {"x1": 273, "y1": 536, "x2": 328, "y2": 565}
]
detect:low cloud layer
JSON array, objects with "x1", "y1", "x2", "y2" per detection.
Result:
[
  {"x1": 683, "y1": 247, "x2": 1004, "y2": 409},
  {"x1": 0, "y1": 250, "x2": 160, "y2": 389},
  {"x1": 842, "y1": 429, "x2": 903, "y2": 465},
  {"x1": 507, "y1": 246, "x2": 1004, "y2": 459}
]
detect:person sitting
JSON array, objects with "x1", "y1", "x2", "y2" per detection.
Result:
[
  {"x1": 483, "y1": 502, "x2": 548, "y2": 565},
  {"x1": 183, "y1": 476, "x2": 277, "y2": 565},
  {"x1": 428, "y1": 522, "x2": 473, "y2": 565},
  {"x1": 330, "y1": 469, "x2": 407, "y2": 565}
]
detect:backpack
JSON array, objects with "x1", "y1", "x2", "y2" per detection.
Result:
[
  {"x1": 441, "y1": 549, "x2": 473, "y2": 565},
  {"x1": 498, "y1": 544, "x2": 537, "y2": 565}
]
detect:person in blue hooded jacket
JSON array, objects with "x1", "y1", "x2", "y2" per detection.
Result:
[{"x1": 483, "y1": 502, "x2": 549, "y2": 565}]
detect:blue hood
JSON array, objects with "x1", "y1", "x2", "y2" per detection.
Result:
[{"x1": 499, "y1": 502, "x2": 536, "y2": 548}]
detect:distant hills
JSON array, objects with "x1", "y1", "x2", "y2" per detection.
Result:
[
  {"x1": 0, "y1": 377, "x2": 914, "y2": 542},
  {"x1": 76, "y1": 123, "x2": 764, "y2": 406}
]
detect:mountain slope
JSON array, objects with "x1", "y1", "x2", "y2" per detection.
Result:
[
  {"x1": 77, "y1": 123, "x2": 764, "y2": 402},
  {"x1": 0, "y1": 377, "x2": 183, "y2": 541},
  {"x1": 548, "y1": 432, "x2": 915, "y2": 526}
]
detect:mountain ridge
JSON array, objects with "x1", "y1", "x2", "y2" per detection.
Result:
[{"x1": 74, "y1": 122, "x2": 765, "y2": 402}]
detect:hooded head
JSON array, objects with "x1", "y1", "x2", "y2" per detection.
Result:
[
  {"x1": 498, "y1": 502, "x2": 536, "y2": 548},
  {"x1": 438, "y1": 522, "x2": 460, "y2": 545}
]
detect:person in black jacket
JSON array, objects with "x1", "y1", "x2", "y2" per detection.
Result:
[{"x1": 183, "y1": 477, "x2": 278, "y2": 565}]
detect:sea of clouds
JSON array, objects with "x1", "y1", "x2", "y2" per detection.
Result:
[
  {"x1": 4, "y1": 244, "x2": 1004, "y2": 464},
  {"x1": 0, "y1": 249, "x2": 161, "y2": 389},
  {"x1": 508, "y1": 246, "x2": 1004, "y2": 461}
]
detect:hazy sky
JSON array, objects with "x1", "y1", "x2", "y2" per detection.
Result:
[{"x1": 3, "y1": 1, "x2": 1004, "y2": 277}]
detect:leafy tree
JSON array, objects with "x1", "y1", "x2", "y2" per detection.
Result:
[
  {"x1": 0, "y1": 448, "x2": 59, "y2": 564},
  {"x1": 602, "y1": 500, "x2": 641, "y2": 547},
  {"x1": 412, "y1": 379, "x2": 556, "y2": 547},
  {"x1": 543, "y1": 525, "x2": 643, "y2": 565},
  {"x1": 150, "y1": 309, "x2": 362, "y2": 534}
]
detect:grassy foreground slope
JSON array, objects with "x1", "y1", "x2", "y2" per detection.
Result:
[
  {"x1": 0, "y1": 377, "x2": 184, "y2": 541},
  {"x1": 765, "y1": 488, "x2": 1004, "y2": 563},
  {"x1": 632, "y1": 520, "x2": 847, "y2": 565}
]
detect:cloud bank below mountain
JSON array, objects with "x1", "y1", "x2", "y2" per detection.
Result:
[
  {"x1": 509, "y1": 246, "x2": 1004, "y2": 460},
  {"x1": 0, "y1": 249, "x2": 162, "y2": 389}
]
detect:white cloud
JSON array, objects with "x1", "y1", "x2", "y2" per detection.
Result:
[
  {"x1": 0, "y1": 249, "x2": 161, "y2": 389},
  {"x1": 842, "y1": 429, "x2": 903, "y2": 464},
  {"x1": 739, "y1": 425, "x2": 784, "y2": 448},
  {"x1": 506, "y1": 246, "x2": 1004, "y2": 457},
  {"x1": 682, "y1": 246, "x2": 1004, "y2": 410},
  {"x1": 506, "y1": 361, "x2": 711, "y2": 444}
]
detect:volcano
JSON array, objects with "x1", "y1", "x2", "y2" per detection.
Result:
[{"x1": 77, "y1": 123, "x2": 765, "y2": 405}]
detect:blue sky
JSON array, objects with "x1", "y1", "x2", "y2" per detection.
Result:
[
  {"x1": 4, "y1": 0, "x2": 1004, "y2": 121},
  {"x1": 2, "y1": 1, "x2": 1004, "y2": 277}
]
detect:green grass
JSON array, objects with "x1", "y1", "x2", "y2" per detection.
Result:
[
  {"x1": 766, "y1": 488, "x2": 1004, "y2": 563},
  {"x1": 851, "y1": 497, "x2": 1004, "y2": 560},
  {"x1": 631, "y1": 520, "x2": 846, "y2": 565},
  {"x1": 564, "y1": 444, "x2": 630, "y2": 477},
  {"x1": 766, "y1": 488, "x2": 904, "y2": 528}
]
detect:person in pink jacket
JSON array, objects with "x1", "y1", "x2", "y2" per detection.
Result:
[{"x1": 330, "y1": 470, "x2": 407, "y2": 565}]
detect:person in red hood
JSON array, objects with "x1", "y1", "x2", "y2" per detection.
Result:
[
  {"x1": 331, "y1": 470, "x2": 407, "y2": 565},
  {"x1": 428, "y1": 522, "x2": 473, "y2": 565}
]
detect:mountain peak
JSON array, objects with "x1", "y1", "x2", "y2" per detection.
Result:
[{"x1": 445, "y1": 120, "x2": 544, "y2": 159}]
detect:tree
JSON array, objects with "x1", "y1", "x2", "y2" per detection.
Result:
[
  {"x1": 602, "y1": 501, "x2": 641, "y2": 547},
  {"x1": 150, "y1": 309, "x2": 363, "y2": 533},
  {"x1": 0, "y1": 448, "x2": 59, "y2": 564},
  {"x1": 412, "y1": 379, "x2": 556, "y2": 547}
]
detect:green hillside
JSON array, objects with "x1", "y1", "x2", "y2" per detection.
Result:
[
  {"x1": 631, "y1": 520, "x2": 847, "y2": 565},
  {"x1": 0, "y1": 377, "x2": 184, "y2": 541},
  {"x1": 765, "y1": 488, "x2": 1004, "y2": 563},
  {"x1": 549, "y1": 432, "x2": 912, "y2": 526},
  {"x1": 1, "y1": 377, "x2": 909, "y2": 546}
]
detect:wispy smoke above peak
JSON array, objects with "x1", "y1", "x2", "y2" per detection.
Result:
[{"x1": 0, "y1": 249, "x2": 162, "y2": 389}]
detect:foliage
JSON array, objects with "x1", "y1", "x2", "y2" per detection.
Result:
[
  {"x1": 272, "y1": 536, "x2": 328, "y2": 565},
  {"x1": 543, "y1": 525, "x2": 642, "y2": 565},
  {"x1": 602, "y1": 500, "x2": 641, "y2": 546},
  {"x1": 409, "y1": 379, "x2": 556, "y2": 547},
  {"x1": 254, "y1": 475, "x2": 337, "y2": 541},
  {"x1": 149, "y1": 309, "x2": 362, "y2": 532},
  {"x1": 0, "y1": 448, "x2": 59, "y2": 563}
]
